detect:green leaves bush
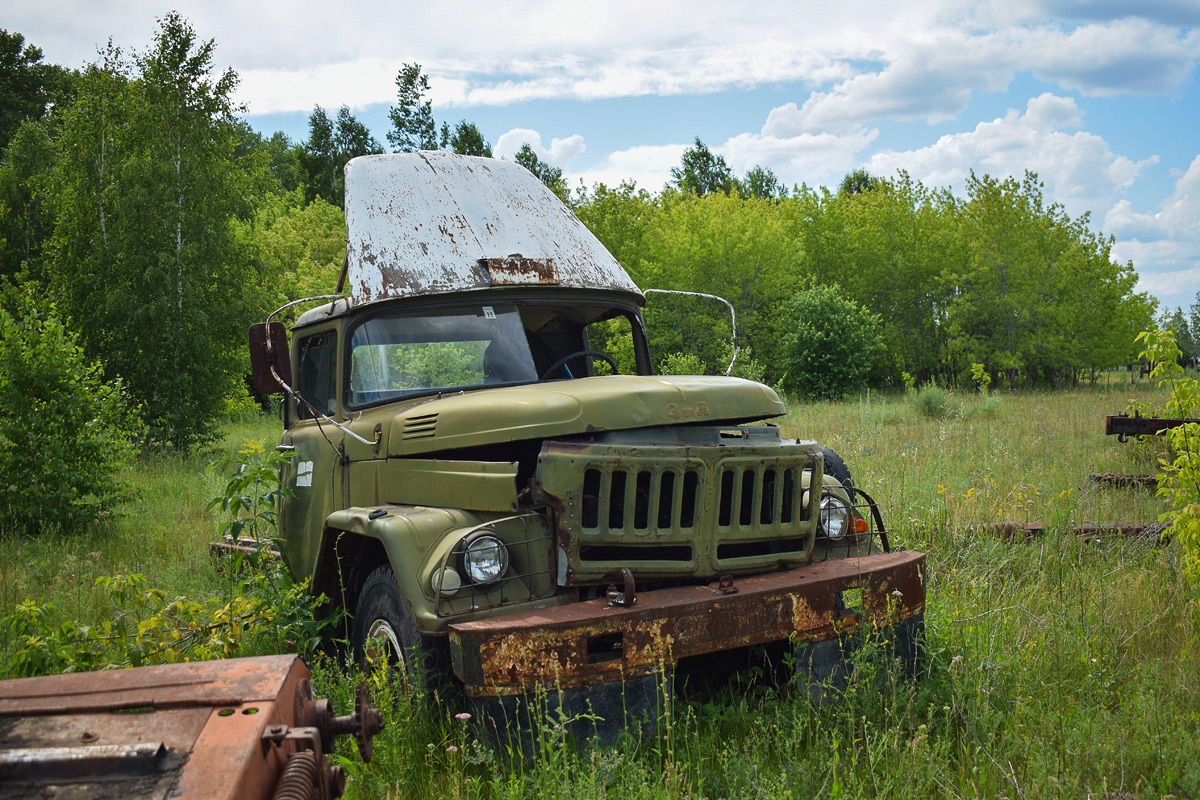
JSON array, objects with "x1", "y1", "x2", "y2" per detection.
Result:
[
  {"x1": 0, "y1": 300, "x2": 142, "y2": 534},
  {"x1": 1138, "y1": 329, "x2": 1200, "y2": 593},
  {"x1": 778, "y1": 284, "x2": 884, "y2": 399}
]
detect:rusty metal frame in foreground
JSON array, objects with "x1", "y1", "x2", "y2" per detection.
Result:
[
  {"x1": 0, "y1": 655, "x2": 382, "y2": 800},
  {"x1": 449, "y1": 550, "x2": 925, "y2": 697}
]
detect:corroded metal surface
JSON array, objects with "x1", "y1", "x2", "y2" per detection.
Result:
[
  {"x1": 343, "y1": 153, "x2": 641, "y2": 303},
  {"x1": 1106, "y1": 413, "x2": 1200, "y2": 440},
  {"x1": 1089, "y1": 472, "x2": 1157, "y2": 487},
  {"x1": 448, "y1": 550, "x2": 925, "y2": 696},
  {"x1": 0, "y1": 655, "x2": 382, "y2": 800}
]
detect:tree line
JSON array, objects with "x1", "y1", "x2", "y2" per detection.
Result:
[
  {"x1": 573, "y1": 164, "x2": 1161, "y2": 396},
  {"x1": 0, "y1": 14, "x2": 1176, "y2": 463}
]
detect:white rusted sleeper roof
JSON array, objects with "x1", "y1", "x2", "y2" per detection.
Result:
[{"x1": 341, "y1": 152, "x2": 642, "y2": 304}]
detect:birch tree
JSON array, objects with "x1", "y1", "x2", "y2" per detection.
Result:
[{"x1": 49, "y1": 13, "x2": 266, "y2": 449}]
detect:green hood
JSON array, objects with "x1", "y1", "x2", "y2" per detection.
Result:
[{"x1": 387, "y1": 375, "x2": 784, "y2": 456}]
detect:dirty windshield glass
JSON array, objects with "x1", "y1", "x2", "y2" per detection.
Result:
[{"x1": 348, "y1": 305, "x2": 538, "y2": 406}]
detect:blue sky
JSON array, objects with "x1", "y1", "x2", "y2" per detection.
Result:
[{"x1": 9, "y1": 0, "x2": 1200, "y2": 312}]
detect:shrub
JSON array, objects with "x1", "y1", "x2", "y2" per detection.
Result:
[
  {"x1": 0, "y1": 299, "x2": 142, "y2": 534},
  {"x1": 777, "y1": 285, "x2": 884, "y2": 399},
  {"x1": 658, "y1": 352, "x2": 707, "y2": 375},
  {"x1": 914, "y1": 383, "x2": 952, "y2": 419},
  {"x1": 1138, "y1": 329, "x2": 1200, "y2": 592}
]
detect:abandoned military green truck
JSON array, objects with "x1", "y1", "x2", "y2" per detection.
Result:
[{"x1": 249, "y1": 152, "x2": 925, "y2": 743}]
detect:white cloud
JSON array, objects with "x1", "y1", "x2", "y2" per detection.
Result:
[
  {"x1": 565, "y1": 144, "x2": 690, "y2": 193},
  {"x1": 12, "y1": 0, "x2": 1198, "y2": 119},
  {"x1": 493, "y1": 129, "x2": 586, "y2": 166},
  {"x1": 1107, "y1": 155, "x2": 1200, "y2": 307},
  {"x1": 720, "y1": 127, "x2": 881, "y2": 187},
  {"x1": 239, "y1": 58, "x2": 398, "y2": 114},
  {"x1": 866, "y1": 93, "x2": 1157, "y2": 221},
  {"x1": 1027, "y1": 18, "x2": 1200, "y2": 96}
]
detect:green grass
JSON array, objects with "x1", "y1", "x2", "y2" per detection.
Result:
[
  {"x1": 4, "y1": 383, "x2": 1199, "y2": 798},
  {"x1": 0, "y1": 415, "x2": 282, "y2": 623}
]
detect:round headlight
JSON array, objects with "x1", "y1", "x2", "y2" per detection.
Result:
[
  {"x1": 431, "y1": 567, "x2": 461, "y2": 596},
  {"x1": 460, "y1": 534, "x2": 509, "y2": 584},
  {"x1": 819, "y1": 495, "x2": 851, "y2": 541}
]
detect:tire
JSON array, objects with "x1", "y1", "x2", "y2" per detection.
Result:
[
  {"x1": 820, "y1": 446, "x2": 855, "y2": 504},
  {"x1": 352, "y1": 565, "x2": 424, "y2": 683}
]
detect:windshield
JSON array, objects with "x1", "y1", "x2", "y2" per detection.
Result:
[
  {"x1": 345, "y1": 299, "x2": 645, "y2": 408},
  {"x1": 348, "y1": 304, "x2": 538, "y2": 406}
]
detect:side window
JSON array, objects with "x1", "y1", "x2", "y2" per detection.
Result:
[
  {"x1": 584, "y1": 315, "x2": 636, "y2": 375},
  {"x1": 296, "y1": 332, "x2": 337, "y2": 420}
]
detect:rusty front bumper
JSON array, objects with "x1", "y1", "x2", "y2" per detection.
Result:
[{"x1": 449, "y1": 550, "x2": 925, "y2": 697}]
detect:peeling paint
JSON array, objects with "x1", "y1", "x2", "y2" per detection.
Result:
[{"x1": 342, "y1": 154, "x2": 641, "y2": 304}]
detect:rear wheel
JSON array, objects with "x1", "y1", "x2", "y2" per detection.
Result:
[{"x1": 353, "y1": 566, "x2": 423, "y2": 683}]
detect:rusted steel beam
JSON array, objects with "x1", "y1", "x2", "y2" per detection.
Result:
[
  {"x1": 953, "y1": 521, "x2": 1170, "y2": 544},
  {"x1": 957, "y1": 521, "x2": 1047, "y2": 538},
  {"x1": 448, "y1": 550, "x2": 925, "y2": 697},
  {"x1": 1075, "y1": 522, "x2": 1170, "y2": 543},
  {"x1": 1089, "y1": 472, "x2": 1158, "y2": 488},
  {"x1": 0, "y1": 655, "x2": 382, "y2": 800},
  {"x1": 1106, "y1": 414, "x2": 1200, "y2": 439},
  {"x1": 209, "y1": 537, "x2": 281, "y2": 565}
]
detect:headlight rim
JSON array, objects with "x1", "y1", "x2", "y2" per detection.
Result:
[
  {"x1": 819, "y1": 494, "x2": 852, "y2": 541},
  {"x1": 456, "y1": 530, "x2": 510, "y2": 585}
]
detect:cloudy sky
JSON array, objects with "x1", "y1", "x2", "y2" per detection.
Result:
[{"x1": 8, "y1": 0, "x2": 1200, "y2": 311}]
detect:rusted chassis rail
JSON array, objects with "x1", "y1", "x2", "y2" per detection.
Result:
[
  {"x1": 449, "y1": 550, "x2": 924, "y2": 697},
  {"x1": 1106, "y1": 414, "x2": 1200, "y2": 441}
]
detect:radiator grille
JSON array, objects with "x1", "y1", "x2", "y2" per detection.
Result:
[{"x1": 537, "y1": 437, "x2": 822, "y2": 580}]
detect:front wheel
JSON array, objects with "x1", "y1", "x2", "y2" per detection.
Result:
[{"x1": 353, "y1": 566, "x2": 423, "y2": 683}]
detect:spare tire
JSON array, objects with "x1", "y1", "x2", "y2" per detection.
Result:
[{"x1": 820, "y1": 445, "x2": 855, "y2": 504}]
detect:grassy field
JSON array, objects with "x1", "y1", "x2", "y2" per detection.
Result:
[{"x1": 3, "y1": 381, "x2": 1198, "y2": 798}]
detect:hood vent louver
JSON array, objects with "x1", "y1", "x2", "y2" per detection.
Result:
[{"x1": 402, "y1": 413, "x2": 438, "y2": 440}]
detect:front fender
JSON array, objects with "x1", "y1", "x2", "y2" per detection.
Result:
[{"x1": 322, "y1": 506, "x2": 484, "y2": 633}]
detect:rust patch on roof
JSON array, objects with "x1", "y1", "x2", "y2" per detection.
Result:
[{"x1": 480, "y1": 257, "x2": 559, "y2": 286}]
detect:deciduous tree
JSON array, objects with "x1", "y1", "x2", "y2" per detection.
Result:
[{"x1": 47, "y1": 13, "x2": 269, "y2": 449}]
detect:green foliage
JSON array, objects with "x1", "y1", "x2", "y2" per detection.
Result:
[
  {"x1": 671, "y1": 137, "x2": 734, "y2": 196},
  {"x1": 740, "y1": 165, "x2": 788, "y2": 200},
  {"x1": 45, "y1": 14, "x2": 270, "y2": 450},
  {"x1": 913, "y1": 383, "x2": 952, "y2": 419},
  {"x1": 236, "y1": 187, "x2": 346, "y2": 313},
  {"x1": 725, "y1": 343, "x2": 769, "y2": 384},
  {"x1": 574, "y1": 168, "x2": 1153, "y2": 391},
  {"x1": 1159, "y1": 306, "x2": 1198, "y2": 367},
  {"x1": 387, "y1": 63, "x2": 441, "y2": 153},
  {"x1": 300, "y1": 105, "x2": 383, "y2": 207},
  {"x1": 969, "y1": 362, "x2": 992, "y2": 394},
  {"x1": 1138, "y1": 329, "x2": 1200, "y2": 591},
  {"x1": 449, "y1": 121, "x2": 491, "y2": 157},
  {"x1": 0, "y1": 297, "x2": 141, "y2": 534},
  {"x1": 838, "y1": 167, "x2": 877, "y2": 196},
  {"x1": 513, "y1": 143, "x2": 565, "y2": 197},
  {"x1": 778, "y1": 284, "x2": 884, "y2": 399},
  {"x1": 0, "y1": 567, "x2": 327, "y2": 678},
  {"x1": 638, "y1": 191, "x2": 803, "y2": 377},
  {"x1": 658, "y1": 351, "x2": 706, "y2": 375},
  {"x1": 0, "y1": 117, "x2": 56, "y2": 281},
  {"x1": 208, "y1": 440, "x2": 289, "y2": 543},
  {"x1": 208, "y1": 439, "x2": 337, "y2": 654},
  {"x1": 1137, "y1": 328, "x2": 1200, "y2": 419},
  {"x1": 0, "y1": 29, "x2": 72, "y2": 151}
]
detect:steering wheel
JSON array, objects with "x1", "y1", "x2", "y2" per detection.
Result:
[{"x1": 540, "y1": 350, "x2": 619, "y2": 379}]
